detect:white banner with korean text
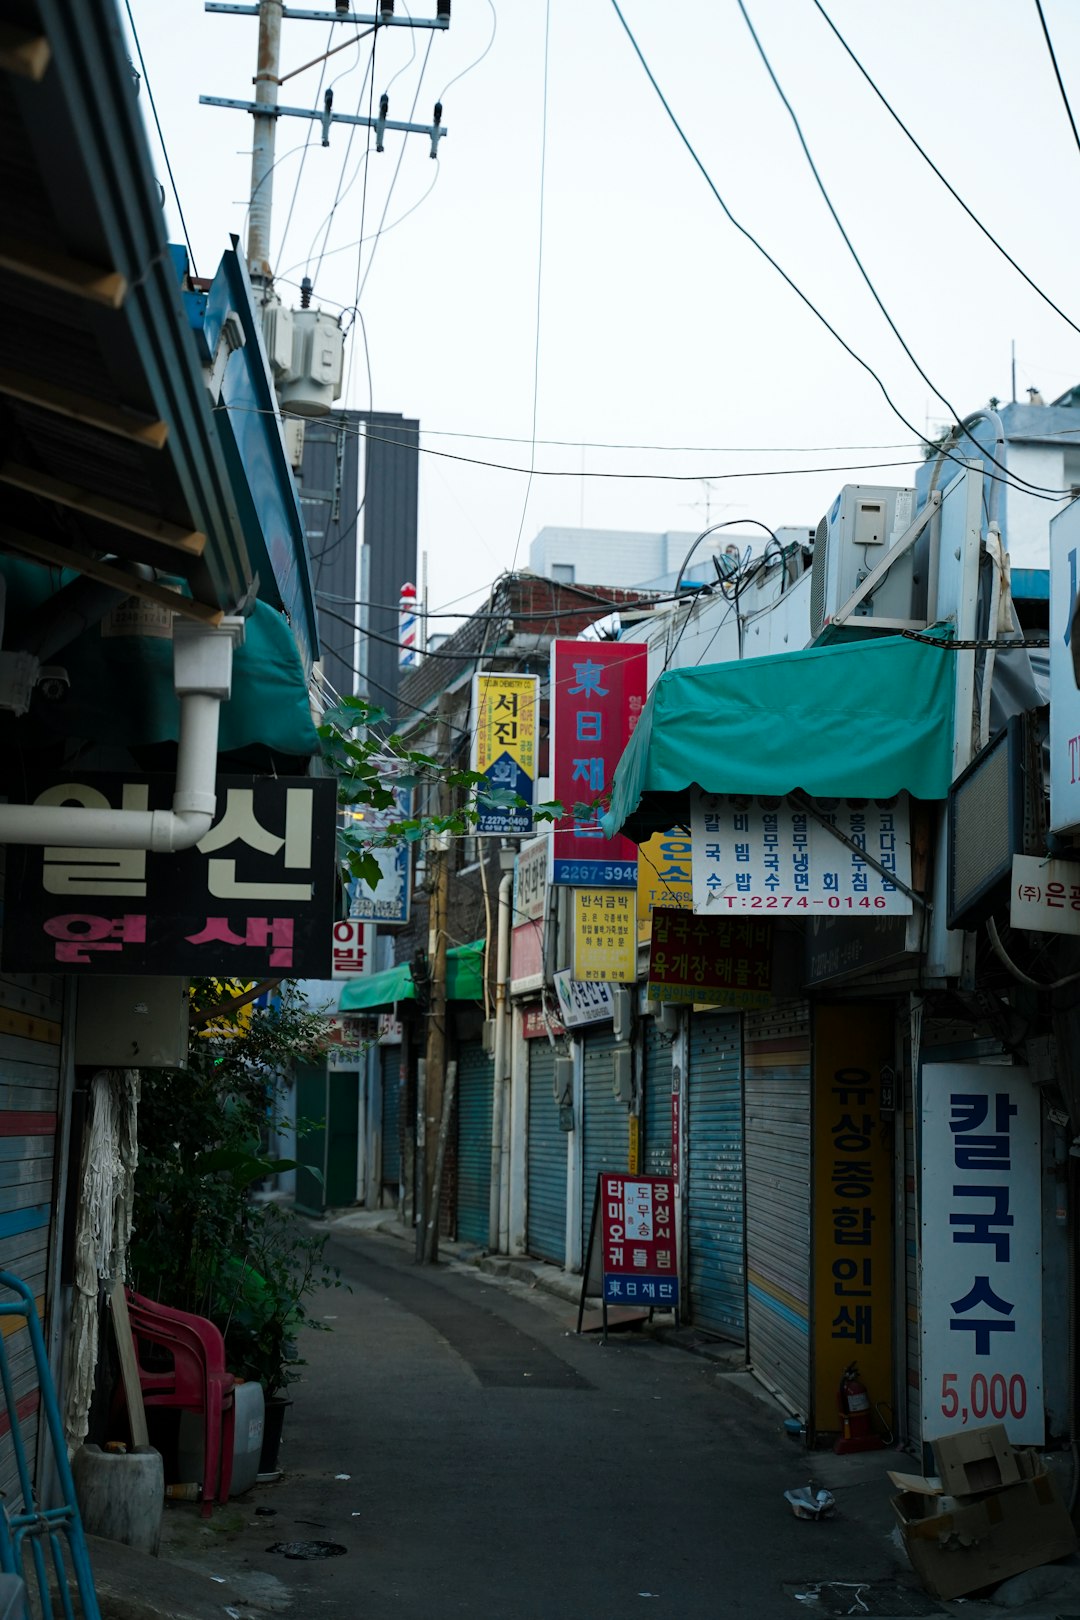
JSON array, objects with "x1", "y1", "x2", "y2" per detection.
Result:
[
  {"x1": 921, "y1": 1063, "x2": 1043, "y2": 1445},
  {"x1": 690, "y1": 791, "x2": 912, "y2": 916}
]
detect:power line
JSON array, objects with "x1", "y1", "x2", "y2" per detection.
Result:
[
  {"x1": 608, "y1": 1, "x2": 1066, "y2": 504},
  {"x1": 1035, "y1": 0, "x2": 1080, "y2": 164},
  {"x1": 811, "y1": 0, "x2": 1080, "y2": 340},
  {"x1": 735, "y1": 0, "x2": 1062, "y2": 503},
  {"x1": 439, "y1": 0, "x2": 497, "y2": 101},
  {"x1": 124, "y1": 0, "x2": 199, "y2": 276},
  {"x1": 510, "y1": 0, "x2": 551, "y2": 574}
]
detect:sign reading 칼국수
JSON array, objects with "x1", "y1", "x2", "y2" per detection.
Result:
[
  {"x1": 551, "y1": 639, "x2": 647, "y2": 888},
  {"x1": 4, "y1": 773, "x2": 337, "y2": 977},
  {"x1": 690, "y1": 791, "x2": 912, "y2": 915},
  {"x1": 920, "y1": 1064, "x2": 1043, "y2": 1445},
  {"x1": 471, "y1": 673, "x2": 539, "y2": 835},
  {"x1": 647, "y1": 908, "x2": 772, "y2": 1007}
]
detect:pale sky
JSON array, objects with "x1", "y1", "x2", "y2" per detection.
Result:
[{"x1": 125, "y1": 0, "x2": 1080, "y2": 627}]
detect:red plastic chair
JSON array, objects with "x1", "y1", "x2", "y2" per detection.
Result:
[{"x1": 123, "y1": 1289, "x2": 236, "y2": 1517}]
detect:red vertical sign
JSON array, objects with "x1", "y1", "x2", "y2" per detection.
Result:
[{"x1": 551, "y1": 639, "x2": 647, "y2": 887}]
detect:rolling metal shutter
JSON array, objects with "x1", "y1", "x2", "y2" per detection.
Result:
[
  {"x1": 0, "y1": 975, "x2": 64, "y2": 1504},
  {"x1": 744, "y1": 1002, "x2": 812, "y2": 1418},
  {"x1": 456, "y1": 1042, "x2": 494, "y2": 1248},
  {"x1": 380, "y1": 1043, "x2": 401, "y2": 1191},
  {"x1": 581, "y1": 1028, "x2": 626, "y2": 1259},
  {"x1": 643, "y1": 1020, "x2": 673, "y2": 1178},
  {"x1": 526, "y1": 1039, "x2": 566, "y2": 1266},
  {"x1": 687, "y1": 1013, "x2": 745, "y2": 1341},
  {"x1": 905, "y1": 1061, "x2": 921, "y2": 1455}
]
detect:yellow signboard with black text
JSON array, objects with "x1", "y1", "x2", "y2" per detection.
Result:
[
  {"x1": 573, "y1": 889, "x2": 636, "y2": 982},
  {"x1": 471, "y1": 673, "x2": 539, "y2": 835},
  {"x1": 637, "y1": 826, "x2": 693, "y2": 942}
]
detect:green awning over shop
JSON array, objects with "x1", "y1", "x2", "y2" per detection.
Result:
[
  {"x1": 336, "y1": 941, "x2": 486, "y2": 1013},
  {"x1": 603, "y1": 634, "x2": 955, "y2": 845}
]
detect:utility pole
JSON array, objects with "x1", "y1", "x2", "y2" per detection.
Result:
[
  {"x1": 421, "y1": 693, "x2": 452, "y2": 1263},
  {"x1": 248, "y1": 0, "x2": 283, "y2": 291}
]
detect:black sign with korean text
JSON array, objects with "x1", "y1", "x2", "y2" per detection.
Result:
[{"x1": 3, "y1": 774, "x2": 337, "y2": 977}]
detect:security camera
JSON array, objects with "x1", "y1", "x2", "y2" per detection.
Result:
[{"x1": 36, "y1": 666, "x2": 70, "y2": 702}]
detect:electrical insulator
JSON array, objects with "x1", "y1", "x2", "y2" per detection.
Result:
[
  {"x1": 380, "y1": 0, "x2": 394, "y2": 19},
  {"x1": 434, "y1": 101, "x2": 443, "y2": 125},
  {"x1": 379, "y1": 93, "x2": 389, "y2": 119},
  {"x1": 300, "y1": 276, "x2": 312, "y2": 310},
  {"x1": 437, "y1": 0, "x2": 450, "y2": 17}
]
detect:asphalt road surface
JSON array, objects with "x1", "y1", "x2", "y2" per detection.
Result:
[{"x1": 171, "y1": 1227, "x2": 910, "y2": 1620}]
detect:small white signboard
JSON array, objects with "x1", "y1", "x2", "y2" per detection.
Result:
[
  {"x1": 1010, "y1": 853, "x2": 1080, "y2": 937},
  {"x1": 920, "y1": 1063, "x2": 1043, "y2": 1445},
  {"x1": 552, "y1": 969, "x2": 613, "y2": 1028},
  {"x1": 331, "y1": 919, "x2": 375, "y2": 979},
  {"x1": 690, "y1": 791, "x2": 912, "y2": 916}
]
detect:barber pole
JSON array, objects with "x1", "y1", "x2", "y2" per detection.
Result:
[{"x1": 399, "y1": 581, "x2": 418, "y2": 668}]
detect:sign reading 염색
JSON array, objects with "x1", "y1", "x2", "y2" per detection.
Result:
[
  {"x1": 1010, "y1": 853, "x2": 1080, "y2": 936},
  {"x1": 920, "y1": 1064, "x2": 1043, "y2": 1445},
  {"x1": 573, "y1": 890, "x2": 636, "y2": 983},
  {"x1": 647, "y1": 908, "x2": 772, "y2": 1007},
  {"x1": 4, "y1": 773, "x2": 337, "y2": 977},
  {"x1": 331, "y1": 919, "x2": 376, "y2": 979},
  {"x1": 637, "y1": 826, "x2": 693, "y2": 942},
  {"x1": 812, "y1": 1005, "x2": 893, "y2": 1432},
  {"x1": 599, "y1": 1174, "x2": 678, "y2": 1307},
  {"x1": 551, "y1": 639, "x2": 647, "y2": 888},
  {"x1": 553, "y1": 968, "x2": 614, "y2": 1028},
  {"x1": 471, "y1": 673, "x2": 539, "y2": 835},
  {"x1": 690, "y1": 791, "x2": 912, "y2": 915},
  {"x1": 346, "y1": 770, "x2": 413, "y2": 926}
]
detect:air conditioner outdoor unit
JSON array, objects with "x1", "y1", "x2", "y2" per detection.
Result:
[{"x1": 809, "y1": 483, "x2": 920, "y2": 641}]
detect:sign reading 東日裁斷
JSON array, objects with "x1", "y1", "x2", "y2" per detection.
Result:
[
  {"x1": 471, "y1": 673, "x2": 539, "y2": 835},
  {"x1": 4, "y1": 773, "x2": 337, "y2": 978},
  {"x1": 573, "y1": 889, "x2": 636, "y2": 983},
  {"x1": 647, "y1": 908, "x2": 772, "y2": 1007},
  {"x1": 637, "y1": 826, "x2": 693, "y2": 942},
  {"x1": 551, "y1": 640, "x2": 647, "y2": 888},
  {"x1": 690, "y1": 791, "x2": 912, "y2": 915},
  {"x1": 920, "y1": 1063, "x2": 1043, "y2": 1445}
]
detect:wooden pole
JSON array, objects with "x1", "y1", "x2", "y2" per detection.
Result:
[
  {"x1": 423, "y1": 1061, "x2": 457, "y2": 1264},
  {"x1": 421, "y1": 696, "x2": 452, "y2": 1263}
]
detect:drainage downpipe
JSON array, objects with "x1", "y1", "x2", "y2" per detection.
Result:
[
  {"x1": 0, "y1": 617, "x2": 244, "y2": 851},
  {"x1": 488, "y1": 870, "x2": 513, "y2": 1253}
]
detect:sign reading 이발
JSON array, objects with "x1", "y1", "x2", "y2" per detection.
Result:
[
  {"x1": 599, "y1": 1174, "x2": 678, "y2": 1307},
  {"x1": 471, "y1": 673, "x2": 539, "y2": 835},
  {"x1": 690, "y1": 791, "x2": 912, "y2": 915},
  {"x1": 551, "y1": 639, "x2": 647, "y2": 888},
  {"x1": 920, "y1": 1064, "x2": 1043, "y2": 1445},
  {"x1": 4, "y1": 773, "x2": 337, "y2": 978}
]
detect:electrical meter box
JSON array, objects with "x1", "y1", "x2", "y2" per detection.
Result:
[{"x1": 75, "y1": 977, "x2": 188, "y2": 1069}]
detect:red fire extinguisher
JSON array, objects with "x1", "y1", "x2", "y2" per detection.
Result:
[{"x1": 834, "y1": 1362, "x2": 884, "y2": 1455}]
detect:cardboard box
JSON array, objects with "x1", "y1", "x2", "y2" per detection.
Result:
[
  {"x1": 932, "y1": 1424, "x2": 1020, "y2": 1496},
  {"x1": 890, "y1": 1471, "x2": 1077, "y2": 1601}
]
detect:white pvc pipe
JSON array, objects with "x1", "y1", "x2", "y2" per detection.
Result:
[
  {"x1": 0, "y1": 621, "x2": 241, "y2": 852},
  {"x1": 488, "y1": 871, "x2": 514, "y2": 1252}
]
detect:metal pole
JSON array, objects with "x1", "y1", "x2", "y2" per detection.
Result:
[
  {"x1": 488, "y1": 870, "x2": 513, "y2": 1251},
  {"x1": 248, "y1": 0, "x2": 283, "y2": 288},
  {"x1": 421, "y1": 695, "x2": 452, "y2": 1261}
]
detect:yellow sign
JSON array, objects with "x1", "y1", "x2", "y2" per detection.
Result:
[
  {"x1": 472, "y1": 674, "x2": 539, "y2": 835},
  {"x1": 637, "y1": 826, "x2": 693, "y2": 942},
  {"x1": 812, "y1": 1003, "x2": 894, "y2": 1434},
  {"x1": 628, "y1": 1114, "x2": 640, "y2": 1174},
  {"x1": 194, "y1": 978, "x2": 257, "y2": 1040},
  {"x1": 573, "y1": 890, "x2": 636, "y2": 982}
]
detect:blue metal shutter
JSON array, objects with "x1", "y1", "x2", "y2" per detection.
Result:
[
  {"x1": 687, "y1": 1012, "x2": 745, "y2": 1340},
  {"x1": 456, "y1": 1041, "x2": 494, "y2": 1247},
  {"x1": 643, "y1": 1019, "x2": 673, "y2": 1177},
  {"x1": 744, "y1": 1003, "x2": 812, "y2": 1418},
  {"x1": 905, "y1": 1059, "x2": 921, "y2": 1454},
  {"x1": 526, "y1": 1040, "x2": 566, "y2": 1266},
  {"x1": 379, "y1": 1043, "x2": 401, "y2": 1189},
  {"x1": 581, "y1": 1028, "x2": 627, "y2": 1261}
]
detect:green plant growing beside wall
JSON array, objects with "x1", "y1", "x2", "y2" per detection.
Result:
[{"x1": 131, "y1": 980, "x2": 348, "y2": 1396}]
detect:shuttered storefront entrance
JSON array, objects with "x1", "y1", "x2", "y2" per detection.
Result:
[
  {"x1": 744, "y1": 1003, "x2": 812, "y2": 1417},
  {"x1": 526, "y1": 1038, "x2": 566, "y2": 1266},
  {"x1": 687, "y1": 1012, "x2": 745, "y2": 1340},
  {"x1": 0, "y1": 976, "x2": 64, "y2": 1503},
  {"x1": 581, "y1": 1028, "x2": 626, "y2": 1261},
  {"x1": 456, "y1": 1042, "x2": 494, "y2": 1247},
  {"x1": 380, "y1": 1042, "x2": 401, "y2": 1196},
  {"x1": 643, "y1": 1020, "x2": 673, "y2": 1178},
  {"x1": 905, "y1": 1058, "x2": 921, "y2": 1454}
]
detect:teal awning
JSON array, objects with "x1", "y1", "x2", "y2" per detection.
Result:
[
  {"x1": 336, "y1": 941, "x2": 486, "y2": 1013},
  {"x1": 603, "y1": 635, "x2": 955, "y2": 844}
]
